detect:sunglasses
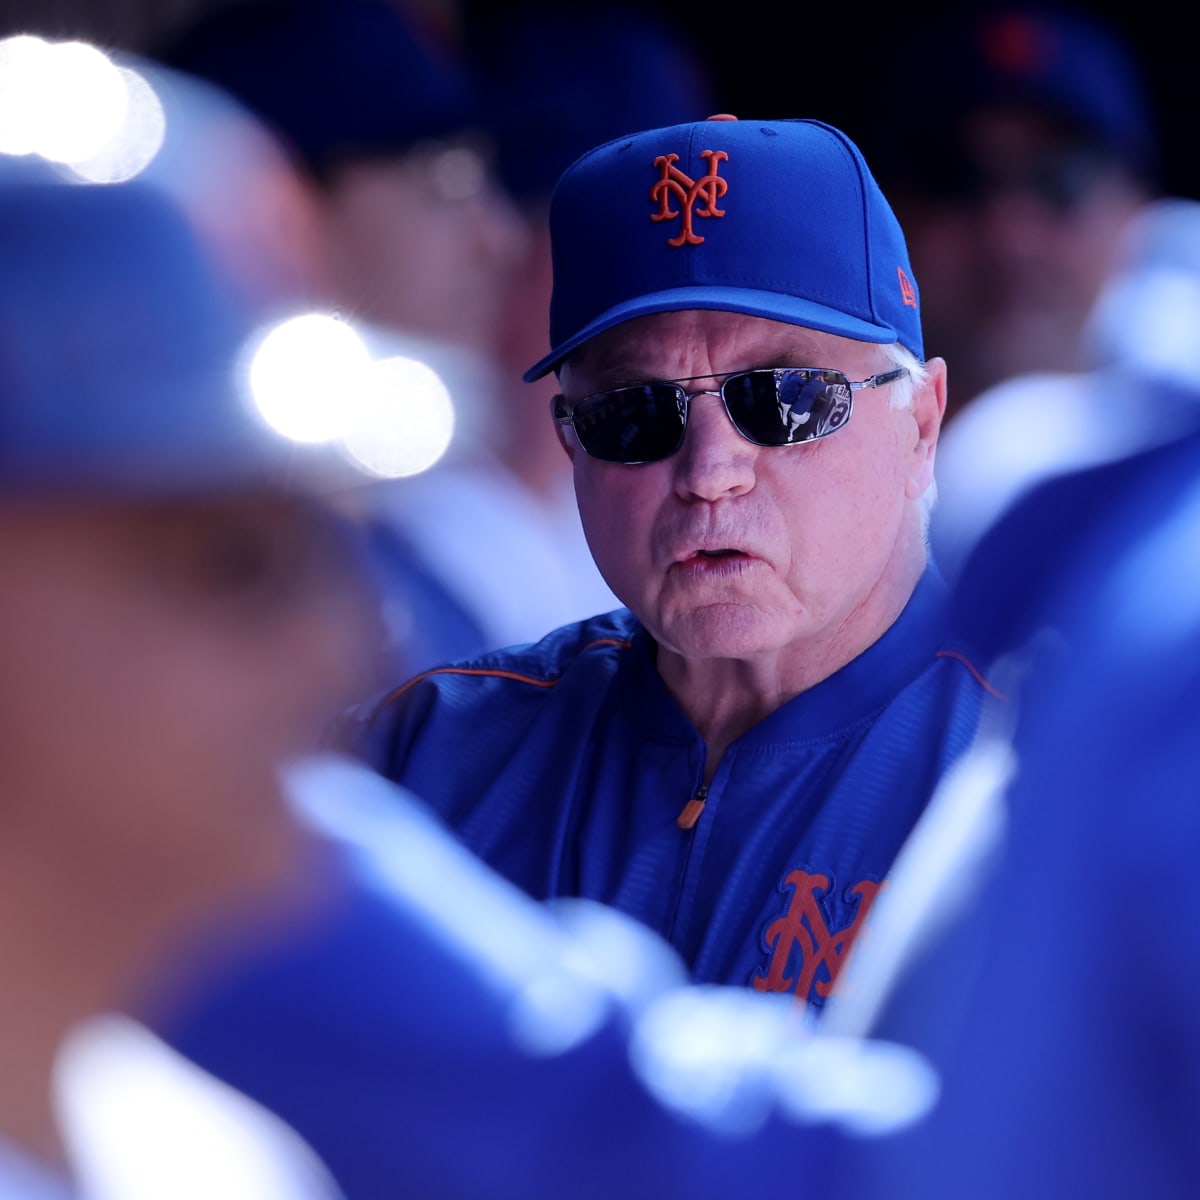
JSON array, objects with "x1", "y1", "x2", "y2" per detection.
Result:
[{"x1": 552, "y1": 366, "x2": 909, "y2": 465}]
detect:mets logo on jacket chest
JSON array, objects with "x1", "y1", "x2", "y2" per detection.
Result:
[{"x1": 752, "y1": 867, "x2": 882, "y2": 1004}]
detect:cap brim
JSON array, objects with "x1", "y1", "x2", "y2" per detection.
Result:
[{"x1": 523, "y1": 286, "x2": 907, "y2": 381}]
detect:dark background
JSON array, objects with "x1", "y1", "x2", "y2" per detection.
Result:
[
  {"x1": 0, "y1": 0, "x2": 1190, "y2": 197},
  {"x1": 465, "y1": 1, "x2": 1188, "y2": 198}
]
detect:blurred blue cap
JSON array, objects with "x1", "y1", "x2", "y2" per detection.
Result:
[
  {"x1": 525, "y1": 117, "x2": 922, "y2": 381},
  {"x1": 0, "y1": 157, "x2": 351, "y2": 496},
  {"x1": 875, "y1": 5, "x2": 1159, "y2": 186},
  {"x1": 162, "y1": 0, "x2": 478, "y2": 178},
  {"x1": 474, "y1": 5, "x2": 715, "y2": 206}
]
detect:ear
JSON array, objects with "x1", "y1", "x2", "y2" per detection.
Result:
[
  {"x1": 904, "y1": 356, "x2": 947, "y2": 500},
  {"x1": 549, "y1": 371, "x2": 577, "y2": 461}
]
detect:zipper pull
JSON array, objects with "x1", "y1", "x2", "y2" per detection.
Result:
[{"x1": 676, "y1": 784, "x2": 708, "y2": 830}]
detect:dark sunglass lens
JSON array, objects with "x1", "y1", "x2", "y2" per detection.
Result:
[
  {"x1": 723, "y1": 370, "x2": 851, "y2": 445},
  {"x1": 573, "y1": 385, "x2": 685, "y2": 463}
]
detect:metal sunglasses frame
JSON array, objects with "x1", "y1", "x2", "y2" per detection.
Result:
[{"x1": 551, "y1": 366, "x2": 910, "y2": 464}]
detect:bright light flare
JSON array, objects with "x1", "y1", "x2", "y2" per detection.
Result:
[
  {"x1": 0, "y1": 36, "x2": 128, "y2": 163},
  {"x1": 249, "y1": 314, "x2": 372, "y2": 444},
  {"x1": 0, "y1": 35, "x2": 52, "y2": 155},
  {"x1": 339, "y1": 355, "x2": 455, "y2": 478},
  {"x1": 67, "y1": 67, "x2": 165, "y2": 183}
]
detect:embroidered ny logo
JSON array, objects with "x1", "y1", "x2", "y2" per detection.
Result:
[
  {"x1": 650, "y1": 150, "x2": 729, "y2": 247},
  {"x1": 752, "y1": 869, "x2": 882, "y2": 1004}
]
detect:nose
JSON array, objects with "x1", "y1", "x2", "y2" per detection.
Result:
[{"x1": 671, "y1": 392, "x2": 758, "y2": 502}]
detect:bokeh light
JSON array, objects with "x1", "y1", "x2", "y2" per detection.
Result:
[
  {"x1": 339, "y1": 355, "x2": 455, "y2": 478},
  {"x1": 0, "y1": 37, "x2": 165, "y2": 180},
  {"x1": 0, "y1": 37, "x2": 122, "y2": 161},
  {"x1": 66, "y1": 67, "x2": 166, "y2": 184},
  {"x1": 248, "y1": 314, "x2": 372, "y2": 444},
  {"x1": 0, "y1": 35, "x2": 54, "y2": 156}
]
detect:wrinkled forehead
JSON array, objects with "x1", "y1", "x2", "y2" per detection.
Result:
[{"x1": 561, "y1": 310, "x2": 886, "y2": 389}]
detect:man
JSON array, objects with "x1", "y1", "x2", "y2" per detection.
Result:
[
  {"x1": 346, "y1": 116, "x2": 997, "y2": 1008},
  {"x1": 161, "y1": 0, "x2": 522, "y2": 373},
  {"x1": 0, "y1": 58, "x2": 941, "y2": 1200},
  {"x1": 0, "y1": 113, "x2": 378, "y2": 1194},
  {"x1": 160, "y1": 0, "x2": 573, "y2": 677}
]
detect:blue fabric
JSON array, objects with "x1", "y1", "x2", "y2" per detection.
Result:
[
  {"x1": 156, "y1": 764, "x2": 847, "y2": 1200},
  {"x1": 356, "y1": 513, "x2": 492, "y2": 679},
  {"x1": 347, "y1": 569, "x2": 991, "y2": 1006},
  {"x1": 0, "y1": 160, "x2": 338, "y2": 496},
  {"x1": 832, "y1": 417, "x2": 1200, "y2": 1198}
]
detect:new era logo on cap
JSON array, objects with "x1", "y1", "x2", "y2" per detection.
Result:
[{"x1": 525, "y1": 116, "x2": 924, "y2": 381}]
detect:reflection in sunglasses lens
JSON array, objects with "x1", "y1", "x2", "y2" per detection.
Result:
[{"x1": 572, "y1": 368, "x2": 865, "y2": 464}]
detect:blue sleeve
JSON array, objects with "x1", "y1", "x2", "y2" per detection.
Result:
[
  {"x1": 833, "y1": 424, "x2": 1200, "y2": 1199},
  {"x1": 149, "y1": 758, "x2": 875, "y2": 1200}
]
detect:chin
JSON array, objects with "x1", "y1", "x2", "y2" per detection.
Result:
[{"x1": 655, "y1": 602, "x2": 792, "y2": 661}]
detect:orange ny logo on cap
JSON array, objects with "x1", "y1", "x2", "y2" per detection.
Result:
[{"x1": 650, "y1": 149, "x2": 729, "y2": 247}]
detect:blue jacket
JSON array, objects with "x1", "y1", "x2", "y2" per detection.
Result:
[
  {"x1": 829, "y1": 417, "x2": 1200, "y2": 1200},
  {"x1": 156, "y1": 757, "x2": 933, "y2": 1200},
  {"x1": 346, "y1": 568, "x2": 996, "y2": 1007}
]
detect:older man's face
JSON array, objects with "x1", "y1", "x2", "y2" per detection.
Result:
[{"x1": 558, "y1": 310, "x2": 943, "y2": 669}]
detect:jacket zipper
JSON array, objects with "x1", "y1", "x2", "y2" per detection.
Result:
[{"x1": 676, "y1": 783, "x2": 708, "y2": 829}]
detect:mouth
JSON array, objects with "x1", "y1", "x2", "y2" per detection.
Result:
[
  {"x1": 671, "y1": 546, "x2": 761, "y2": 576},
  {"x1": 677, "y1": 544, "x2": 756, "y2": 563}
]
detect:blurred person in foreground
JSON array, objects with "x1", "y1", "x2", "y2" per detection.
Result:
[
  {"x1": 818, "y1": 360, "x2": 1200, "y2": 1200},
  {"x1": 0, "y1": 115, "x2": 376, "y2": 1200},
  {"x1": 161, "y1": 0, "x2": 620, "y2": 673},
  {"x1": 858, "y1": 2, "x2": 1160, "y2": 425},
  {"x1": 343, "y1": 115, "x2": 997, "y2": 1010},
  {"x1": 0, "y1": 43, "x2": 937, "y2": 1200}
]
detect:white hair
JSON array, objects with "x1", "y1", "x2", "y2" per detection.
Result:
[
  {"x1": 881, "y1": 342, "x2": 939, "y2": 529},
  {"x1": 881, "y1": 341, "x2": 927, "y2": 408}
]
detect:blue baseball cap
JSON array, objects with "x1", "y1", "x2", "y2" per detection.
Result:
[
  {"x1": 861, "y1": 5, "x2": 1160, "y2": 195},
  {"x1": 473, "y1": 5, "x2": 715, "y2": 207},
  {"x1": 524, "y1": 117, "x2": 923, "y2": 381},
  {"x1": 161, "y1": 0, "x2": 478, "y2": 179},
  {"x1": 0, "y1": 156, "x2": 356, "y2": 497},
  {"x1": 959, "y1": 6, "x2": 1157, "y2": 178}
]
